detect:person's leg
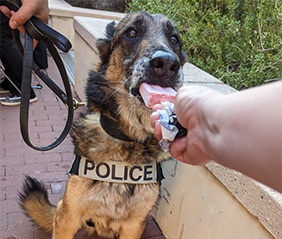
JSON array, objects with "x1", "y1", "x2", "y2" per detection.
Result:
[
  {"x1": 0, "y1": 12, "x2": 12, "y2": 92},
  {"x1": 0, "y1": 12, "x2": 36, "y2": 99}
]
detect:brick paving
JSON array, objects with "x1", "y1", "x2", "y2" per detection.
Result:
[{"x1": 0, "y1": 57, "x2": 165, "y2": 239}]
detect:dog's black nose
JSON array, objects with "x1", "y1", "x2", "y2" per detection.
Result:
[{"x1": 150, "y1": 51, "x2": 180, "y2": 78}]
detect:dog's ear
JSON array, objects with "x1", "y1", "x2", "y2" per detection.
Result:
[
  {"x1": 105, "y1": 21, "x2": 117, "y2": 38},
  {"x1": 180, "y1": 51, "x2": 188, "y2": 66},
  {"x1": 96, "y1": 38, "x2": 111, "y2": 64},
  {"x1": 96, "y1": 21, "x2": 117, "y2": 64}
]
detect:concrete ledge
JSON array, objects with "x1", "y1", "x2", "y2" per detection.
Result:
[
  {"x1": 49, "y1": 0, "x2": 124, "y2": 20},
  {"x1": 74, "y1": 17, "x2": 114, "y2": 53},
  {"x1": 73, "y1": 17, "x2": 114, "y2": 101},
  {"x1": 183, "y1": 63, "x2": 223, "y2": 84},
  {"x1": 48, "y1": 0, "x2": 123, "y2": 48},
  {"x1": 156, "y1": 160, "x2": 275, "y2": 239},
  {"x1": 182, "y1": 62, "x2": 282, "y2": 238},
  {"x1": 206, "y1": 162, "x2": 282, "y2": 238},
  {"x1": 63, "y1": 11, "x2": 282, "y2": 239}
]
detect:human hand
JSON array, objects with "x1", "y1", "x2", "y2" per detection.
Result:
[
  {"x1": 151, "y1": 85, "x2": 223, "y2": 165},
  {"x1": 0, "y1": 0, "x2": 49, "y2": 31}
]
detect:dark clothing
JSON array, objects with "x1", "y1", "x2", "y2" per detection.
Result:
[
  {"x1": 34, "y1": 42, "x2": 48, "y2": 70},
  {"x1": 0, "y1": 12, "x2": 48, "y2": 97}
]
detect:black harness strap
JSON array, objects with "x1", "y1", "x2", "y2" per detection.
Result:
[
  {"x1": 0, "y1": 0, "x2": 74, "y2": 151},
  {"x1": 69, "y1": 155, "x2": 165, "y2": 182},
  {"x1": 99, "y1": 114, "x2": 135, "y2": 142},
  {"x1": 69, "y1": 155, "x2": 82, "y2": 175}
]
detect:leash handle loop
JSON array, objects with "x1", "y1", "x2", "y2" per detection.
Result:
[
  {"x1": 19, "y1": 31, "x2": 74, "y2": 151},
  {"x1": 1, "y1": 0, "x2": 74, "y2": 151},
  {"x1": 0, "y1": 0, "x2": 71, "y2": 52}
]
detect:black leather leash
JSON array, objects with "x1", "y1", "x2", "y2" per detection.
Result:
[{"x1": 0, "y1": 0, "x2": 79, "y2": 151}]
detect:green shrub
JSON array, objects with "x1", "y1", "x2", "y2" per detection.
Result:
[{"x1": 128, "y1": 0, "x2": 282, "y2": 90}]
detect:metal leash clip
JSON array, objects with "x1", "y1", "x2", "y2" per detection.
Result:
[{"x1": 73, "y1": 99, "x2": 86, "y2": 110}]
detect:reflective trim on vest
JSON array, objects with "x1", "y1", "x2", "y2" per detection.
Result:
[{"x1": 75, "y1": 157, "x2": 158, "y2": 184}]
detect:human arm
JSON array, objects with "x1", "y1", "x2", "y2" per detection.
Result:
[
  {"x1": 0, "y1": 0, "x2": 49, "y2": 30},
  {"x1": 151, "y1": 82, "x2": 282, "y2": 192}
]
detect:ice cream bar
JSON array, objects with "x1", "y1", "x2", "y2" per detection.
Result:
[{"x1": 139, "y1": 83, "x2": 176, "y2": 108}]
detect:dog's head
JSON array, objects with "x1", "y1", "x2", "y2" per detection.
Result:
[{"x1": 86, "y1": 11, "x2": 187, "y2": 141}]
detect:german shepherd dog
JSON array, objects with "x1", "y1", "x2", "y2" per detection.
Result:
[{"x1": 19, "y1": 11, "x2": 187, "y2": 239}]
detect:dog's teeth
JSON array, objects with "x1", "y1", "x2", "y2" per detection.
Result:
[{"x1": 139, "y1": 83, "x2": 176, "y2": 108}]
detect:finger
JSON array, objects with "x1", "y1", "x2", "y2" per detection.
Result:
[
  {"x1": 150, "y1": 111, "x2": 160, "y2": 127},
  {"x1": 154, "y1": 121, "x2": 162, "y2": 141},
  {"x1": 33, "y1": 39, "x2": 38, "y2": 49},
  {"x1": 152, "y1": 104, "x2": 163, "y2": 112},
  {"x1": 0, "y1": 6, "x2": 12, "y2": 18},
  {"x1": 9, "y1": 3, "x2": 37, "y2": 29},
  {"x1": 170, "y1": 137, "x2": 187, "y2": 162},
  {"x1": 17, "y1": 25, "x2": 25, "y2": 34}
]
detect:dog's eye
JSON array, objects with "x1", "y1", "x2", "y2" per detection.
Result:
[
  {"x1": 170, "y1": 35, "x2": 179, "y2": 45},
  {"x1": 125, "y1": 28, "x2": 138, "y2": 39}
]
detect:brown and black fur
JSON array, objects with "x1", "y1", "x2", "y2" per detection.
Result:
[{"x1": 19, "y1": 11, "x2": 187, "y2": 239}]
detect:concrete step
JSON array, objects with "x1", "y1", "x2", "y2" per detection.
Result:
[{"x1": 60, "y1": 49, "x2": 75, "y2": 85}]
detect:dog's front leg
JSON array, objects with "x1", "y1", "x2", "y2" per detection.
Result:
[
  {"x1": 119, "y1": 218, "x2": 146, "y2": 239},
  {"x1": 52, "y1": 201, "x2": 79, "y2": 239}
]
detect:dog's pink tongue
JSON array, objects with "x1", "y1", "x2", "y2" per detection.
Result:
[{"x1": 139, "y1": 83, "x2": 176, "y2": 108}]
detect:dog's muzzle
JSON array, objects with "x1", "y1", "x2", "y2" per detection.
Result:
[
  {"x1": 130, "y1": 51, "x2": 182, "y2": 100},
  {"x1": 150, "y1": 51, "x2": 180, "y2": 78}
]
